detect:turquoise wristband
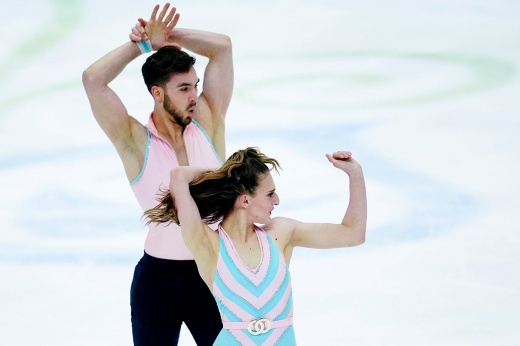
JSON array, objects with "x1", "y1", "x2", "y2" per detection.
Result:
[{"x1": 135, "y1": 39, "x2": 152, "y2": 54}]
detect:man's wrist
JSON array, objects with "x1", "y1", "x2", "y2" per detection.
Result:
[{"x1": 135, "y1": 39, "x2": 153, "y2": 54}]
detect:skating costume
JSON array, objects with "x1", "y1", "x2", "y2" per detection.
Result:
[
  {"x1": 130, "y1": 115, "x2": 223, "y2": 345},
  {"x1": 131, "y1": 115, "x2": 222, "y2": 260},
  {"x1": 213, "y1": 225, "x2": 296, "y2": 346}
]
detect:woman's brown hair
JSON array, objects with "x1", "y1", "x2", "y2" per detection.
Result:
[{"x1": 144, "y1": 147, "x2": 280, "y2": 226}]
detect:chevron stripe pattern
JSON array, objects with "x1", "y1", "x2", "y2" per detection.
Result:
[{"x1": 212, "y1": 225, "x2": 296, "y2": 345}]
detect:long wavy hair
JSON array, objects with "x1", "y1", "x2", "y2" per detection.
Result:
[{"x1": 144, "y1": 147, "x2": 280, "y2": 226}]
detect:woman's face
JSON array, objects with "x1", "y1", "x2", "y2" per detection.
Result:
[{"x1": 247, "y1": 172, "x2": 280, "y2": 224}]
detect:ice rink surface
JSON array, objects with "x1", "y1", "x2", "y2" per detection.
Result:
[{"x1": 1, "y1": 0, "x2": 519, "y2": 345}]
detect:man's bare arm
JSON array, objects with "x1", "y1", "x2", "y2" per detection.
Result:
[{"x1": 82, "y1": 42, "x2": 148, "y2": 181}]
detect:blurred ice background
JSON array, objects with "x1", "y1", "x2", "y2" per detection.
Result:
[{"x1": 1, "y1": 0, "x2": 519, "y2": 345}]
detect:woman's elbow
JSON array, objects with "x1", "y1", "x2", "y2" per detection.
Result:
[
  {"x1": 354, "y1": 234, "x2": 366, "y2": 246},
  {"x1": 348, "y1": 228, "x2": 366, "y2": 247},
  {"x1": 169, "y1": 167, "x2": 186, "y2": 187}
]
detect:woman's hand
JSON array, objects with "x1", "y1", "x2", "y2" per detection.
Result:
[{"x1": 326, "y1": 151, "x2": 363, "y2": 175}]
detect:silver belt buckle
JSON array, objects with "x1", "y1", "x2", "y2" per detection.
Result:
[{"x1": 247, "y1": 318, "x2": 272, "y2": 335}]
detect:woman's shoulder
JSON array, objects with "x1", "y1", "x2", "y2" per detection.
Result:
[
  {"x1": 263, "y1": 217, "x2": 300, "y2": 234},
  {"x1": 262, "y1": 217, "x2": 299, "y2": 252}
]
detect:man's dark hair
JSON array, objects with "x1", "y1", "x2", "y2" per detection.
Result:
[{"x1": 141, "y1": 46, "x2": 196, "y2": 93}]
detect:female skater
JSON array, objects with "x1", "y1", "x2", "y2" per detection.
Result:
[{"x1": 145, "y1": 147, "x2": 367, "y2": 345}]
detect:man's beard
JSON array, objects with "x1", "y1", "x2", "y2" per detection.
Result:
[{"x1": 163, "y1": 93, "x2": 194, "y2": 127}]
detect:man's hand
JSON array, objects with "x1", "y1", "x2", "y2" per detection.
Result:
[
  {"x1": 137, "y1": 3, "x2": 181, "y2": 50},
  {"x1": 129, "y1": 22, "x2": 148, "y2": 42}
]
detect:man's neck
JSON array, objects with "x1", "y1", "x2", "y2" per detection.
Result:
[{"x1": 152, "y1": 111, "x2": 186, "y2": 146}]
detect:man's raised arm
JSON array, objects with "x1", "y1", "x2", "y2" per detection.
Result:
[{"x1": 82, "y1": 42, "x2": 143, "y2": 148}]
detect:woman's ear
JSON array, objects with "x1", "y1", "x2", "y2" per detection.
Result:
[{"x1": 238, "y1": 194, "x2": 249, "y2": 207}]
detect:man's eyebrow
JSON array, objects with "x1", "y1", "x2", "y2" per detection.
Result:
[{"x1": 176, "y1": 79, "x2": 200, "y2": 88}]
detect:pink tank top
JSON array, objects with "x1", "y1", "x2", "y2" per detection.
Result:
[{"x1": 131, "y1": 115, "x2": 222, "y2": 260}]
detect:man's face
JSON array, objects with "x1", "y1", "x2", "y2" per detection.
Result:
[{"x1": 162, "y1": 67, "x2": 199, "y2": 126}]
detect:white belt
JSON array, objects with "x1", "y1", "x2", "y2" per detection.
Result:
[{"x1": 222, "y1": 317, "x2": 293, "y2": 335}]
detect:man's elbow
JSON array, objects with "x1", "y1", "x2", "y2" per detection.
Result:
[
  {"x1": 213, "y1": 35, "x2": 232, "y2": 57},
  {"x1": 219, "y1": 34, "x2": 232, "y2": 49},
  {"x1": 81, "y1": 66, "x2": 103, "y2": 90},
  {"x1": 82, "y1": 67, "x2": 95, "y2": 89}
]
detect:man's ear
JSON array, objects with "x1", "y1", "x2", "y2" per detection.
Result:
[{"x1": 151, "y1": 86, "x2": 163, "y2": 102}]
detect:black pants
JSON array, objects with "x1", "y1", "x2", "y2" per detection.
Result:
[{"x1": 130, "y1": 252, "x2": 222, "y2": 346}]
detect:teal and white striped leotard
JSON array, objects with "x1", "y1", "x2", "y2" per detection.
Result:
[{"x1": 212, "y1": 224, "x2": 296, "y2": 345}]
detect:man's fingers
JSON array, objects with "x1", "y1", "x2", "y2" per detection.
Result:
[
  {"x1": 129, "y1": 33, "x2": 140, "y2": 42},
  {"x1": 150, "y1": 4, "x2": 160, "y2": 20},
  {"x1": 167, "y1": 13, "x2": 180, "y2": 31},
  {"x1": 165, "y1": 42, "x2": 183, "y2": 50},
  {"x1": 157, "y1": 3, "x2": 170, "y2": 21},
  {"x1": 138, "y1": 18, "x2": 147, "y2": 27},
  {"x1": 164, "y1": 6, "x2": 176, "y2": 24}
]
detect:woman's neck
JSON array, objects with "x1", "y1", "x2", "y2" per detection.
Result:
[{"x1": 221, "y1": 213, "x2": 256, "y2": 244}]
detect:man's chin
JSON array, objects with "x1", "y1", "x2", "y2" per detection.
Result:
[{"x1": 175, "y1": 115, "x2": 193, "y2": 126}]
